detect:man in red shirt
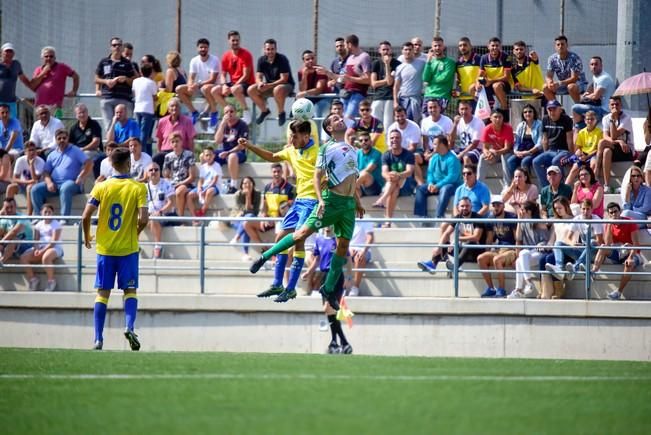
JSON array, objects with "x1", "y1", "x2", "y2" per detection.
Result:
[
  {"x1": 31, "y1": 46, "x2": 79, "y2": 114},
  {"x1": 477, "y1": 109, "x2": 513, "y2": 185},
  {"x1": 213, "y1": 30, "x2": 255, "y2": 124},
  {"x1": 592, "y1": 202, "x2": 643, "y2": 300}
]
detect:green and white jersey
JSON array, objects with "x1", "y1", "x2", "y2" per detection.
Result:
[{"x1": 316, "y1": 140, "x2": 358, "y2": 188}]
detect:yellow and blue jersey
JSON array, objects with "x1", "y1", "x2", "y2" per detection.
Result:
[
  {"x1": 274, "y1": 139, "x2": 318, "y2": 200},
  {"x1": 89, "y1": 175, "x2": 148, "y2": 256}
]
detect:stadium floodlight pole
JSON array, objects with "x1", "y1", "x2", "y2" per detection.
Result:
[
  {"x1": 584, "y1": 223, "x2": 592, "y2": 300},
  {"x1": 76, "y1": 222, "x2": 83, "y2": 292},
  {"x1": 199, "y1": 222, "x2": 206, "y2": 294},
  {"x1": 453, "y1": 224, "x2": 460, "y2": 297}
]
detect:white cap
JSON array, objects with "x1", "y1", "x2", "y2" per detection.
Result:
[{"x1": 1, "y1": 42, "x2": 15, "y2": 52}]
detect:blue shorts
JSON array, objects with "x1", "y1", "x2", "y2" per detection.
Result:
[
  {"x1": 215, "y1": 150, "x2": 247, "y2": 166},
  {"x1": 191, "y1": 185, "x2": 219, "y2": 195},
  {"x1": 281, "y1": 198, "x2": 318, "y2": 230},
  {"x1": 95, "y1": 252, "x2": 139, "y2": 290},
  {"x1": 360, "y1": 180, "x2": 383, "y2": 197},
  {"x1": 399, "y1": 178, "x2": 416, "y2": 197}
]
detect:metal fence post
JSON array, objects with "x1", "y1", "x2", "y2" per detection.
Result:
[
  {"x1": 199, "y1": 222, "x2": 206, "y2": 294},
  {"x1": 453, "y1": 223, "x2": 460, "y2": 297},
  {"x1": 584, "y1": 223, "x2": 592, "y2": 300},
  {"x1": 76, "y1": 222, "x2": 82, "y2": 292}
]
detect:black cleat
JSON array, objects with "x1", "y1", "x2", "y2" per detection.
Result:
[
  {"x1": 124, "y1": 329, "x2": 141, "y2": 351},
  {"x1": 93, "y1": 340, "x2": 103, "y2": 350},
  {"x1": 319, "y1": 284, "x2": 340, "y2": 311},
  {"x1": 257, "y1": 285, "x2": 284, "y2": 298},
  {"x1": 341, "y1": 343, "x2": 353, "y2": 354},
  {"x1": 327, "y1": 341, "x2": 341, "y2": 354},
  {"x1": 274, "y1": 289, "x2": 297, "y2": 303},
  {"x1": 250, "y1": 256, "x2": 267, "y2": 274}
]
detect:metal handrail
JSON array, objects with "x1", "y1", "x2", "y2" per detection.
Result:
[{"x1": 1, "y1": 214, "x2": 649, "y2": 296}]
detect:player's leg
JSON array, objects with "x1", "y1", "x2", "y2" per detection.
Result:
[
  {"x1": 275, "y1": 201, "x2": 317, "y2": 302},
  {"x1": 119, "y1": 252, "x2": 141, "y2": 351},
  {"x1": 324, "y1": 273, "x2": 350, "y2": 354},
  {"x1": 92, "y1": 254, "x2": 115, "y2": 350}
]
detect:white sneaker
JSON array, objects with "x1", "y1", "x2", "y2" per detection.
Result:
[
  {"x1": 242, "y1": 110, "x2": 252, "y2": 124},
  {"x1": 545, "y1": 263, "x2": 565, "y2": 281},
  {"x1": 507, "y1": 289, "x2": 524, "y2": 299},
  {"x1": 45, "y1": 280, "x2": 57, "y2": 292},
  {"x1": 348, "y1": 286, "x2": 359, "y2": 297},
  {"x1": 241, "y1": 254, "x2": 253, "y2": 262},
  {"x1": 565, "y1": 262, "x2": 576, "y2": 281},
  {"x1": 607, "y1": 290, "x2": 623, "y2": 300},
  {"x1": 28, "y1": 277, "x2": 40, "y2": 291},
  {"x1": 523, "y1": 282, "x2": 538, "y2": 298},
  {"x1": 229, "y1": 236, "x2": 239, "y2": 245}
]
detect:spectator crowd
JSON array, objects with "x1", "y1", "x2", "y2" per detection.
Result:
[{"x1": 1, "y1": 30, "x2": 650, "y2": 299}]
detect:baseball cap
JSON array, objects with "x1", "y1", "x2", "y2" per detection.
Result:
[
  {"x1": 490, "y1": 195, "x2": 504, "y2": 204},
  {"x1": 546, "y1": 100, "x2": 561, "y2": 109},
  {"x1": 546, "y1": 165, "x2": 561, "y2": 174},
  {"x1": 1, "y1": 42, "x2": 14, "y2": 52}
]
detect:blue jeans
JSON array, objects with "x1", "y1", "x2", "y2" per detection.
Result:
[
  {"x1": 532, "y1": 150, "x2": 570, "y2": 187},
  {"x1": 136, "y1": 112, "x2": 155, "y2": 156},
  {"x1": 31, "y1": 179, "x2": 83, "y2": 216},
  {"x1": 552, "y1": 240, "x2": 595, "y2": 271},
  {"x1": 506, "y1": 154, "x2": 535, "y2": 181},
  {"x1": 234, "y1": 212, "x2": 255, "y2": 254},
  {"x1": 343, "y1": 92, "x2": 365, "y2": 120},
  {"x1": 414, "y1": 183, "x2": 456, "y2": 218}
]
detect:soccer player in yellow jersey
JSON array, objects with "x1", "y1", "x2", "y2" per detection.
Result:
[
  {"x1": 81, "y1": 148, "x2": 148, "y2": 351},
  {"x1": 239, "y1": 120, "x2": 318, "y2": 302}
]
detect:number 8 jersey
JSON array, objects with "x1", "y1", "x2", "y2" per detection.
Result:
[
  {"x1": 316, "y1": 140, "x2": 359, "y2": 188},
  {"x1": 88, "y1": 175, "x2": 148, "y2": 256}
]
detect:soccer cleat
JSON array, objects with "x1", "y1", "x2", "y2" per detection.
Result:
[
  {"x1": 93, "y1": 340, "x2": 103, "y2": 350},
  {"x1": 250, "y1": 256, "x2": 268, "y2": 274},
  {"x1": 274, "y1": 289, "x2": 297, "y2": 303},
  {"x1": 417, "y1": 260, "x2": 438, "y2": 274},
  {"x1": 124, "y1": 329, "x2": 141, "y2": 351},
  {"x1": 327, "y1": 341, "x2": 341, "y2": 354},
  {"x1": 564, "y1": 262, "x2": 576, "y2": 281},
  {"x1": 545, "y1": 263, "x2": 565, "y2": 281},
  {"x1": 320, "y1": 285, "x2": 340, "y2": 311},
  {"x1": 481, "y1": 287, "x2": 496, "y2": 298},
  {"x1": 257, "y1": 284, "x2": 284, "y2": 298},
  {"x1": 341, "y1": 343, "x2": 353, "y2": 354},
  {"x1": 255, "y1": 109, "x2": 271, "y2": 125}
]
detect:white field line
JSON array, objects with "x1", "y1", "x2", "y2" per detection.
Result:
[{"x1": 1, "y1": 373, "x2": 650, "y2": 382}]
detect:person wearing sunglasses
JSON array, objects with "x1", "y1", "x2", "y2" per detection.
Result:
[{"x1": 621, "y1": 165, "x2": 651, "y2": 226}]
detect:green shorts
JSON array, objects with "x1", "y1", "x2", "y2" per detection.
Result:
[{"x1": 304, "y1": 190, "x2": 356, "y2": 240}]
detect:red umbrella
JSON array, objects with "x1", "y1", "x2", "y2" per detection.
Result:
[{"x1": 613, "y1": 71, "x2": 651, "y2": 106}]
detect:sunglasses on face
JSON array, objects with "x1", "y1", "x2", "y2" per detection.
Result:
[{"x1": 462, "y1": 172, "x2": 474, "y2": 176}]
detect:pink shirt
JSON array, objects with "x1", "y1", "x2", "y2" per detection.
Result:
[
  {"x1": 576, "y1": 182, "x2": 604, "y2": 217},
  {"x1": 33, "y1": 62, "x2": 75, "y2": 107},
  {"x1": 155, "y1": 114, "x2": 196, "y2": 152}
]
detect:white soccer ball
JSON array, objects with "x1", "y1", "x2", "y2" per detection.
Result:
[{"x1": 291, "y1": 98, "x2": 314, "y2": 120}]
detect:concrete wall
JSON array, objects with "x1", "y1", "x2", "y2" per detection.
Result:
[{"x1": 2, "y1": 293, "x2": 650, "y2": 361}]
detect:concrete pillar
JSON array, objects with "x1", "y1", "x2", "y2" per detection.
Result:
[{"x1": 616, "y1": 0, "x2": 651, "y2": 114}]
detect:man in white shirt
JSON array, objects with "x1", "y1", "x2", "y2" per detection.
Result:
[
  {"x1": 29, "y1": 105, "x2": 64, "y2": 154},
  {"x1": 128, "y1": 137, "x2": 152, "y2": 182},
  {"x1": 7, "y1": 141, "x2": 44, "y2": 215},
  {"x1": 146, "y1": 162, "x2": 176, "y2": 259},
  {"x1": 448, "y1": 100, "x2": 485, "y2": 165},
  {"x1": 175, "y1": 38, "x2": 223, "y2": 127},
  {"x1": 386, "y1": 106, "x2": 423, "y2": 183},
  {"x1": 347, "y1": 220, "x2": 374, "y2": 296},
  {"x1": 420, "y1": 99, "x2": 454, "y2": 157}
]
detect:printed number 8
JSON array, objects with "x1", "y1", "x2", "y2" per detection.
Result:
[{"x1": 109, "y1": 203, "x2": 123, "y2": 231}]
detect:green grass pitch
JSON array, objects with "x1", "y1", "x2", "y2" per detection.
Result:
[{"x1": 1, "y1": 348, "x2": 650, "y2": 435}]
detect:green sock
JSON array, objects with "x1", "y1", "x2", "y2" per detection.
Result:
[
  {"x1": 262, "y1": 233, "x2": 297, "y2": 260},
  {"x1": 323, "y1": 254, "x2": 346, "y2": 293}
]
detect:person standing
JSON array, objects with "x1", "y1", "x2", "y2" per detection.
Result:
[{"x1": 81, "y1": 148, "x2": 148, "y2": 351}]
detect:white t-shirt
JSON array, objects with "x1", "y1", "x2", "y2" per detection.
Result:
[
  {"x1": 29, "y1": 117, "x2": 65, "y2": 150},
  {"x1": 189, "y1": 54, "x2": 220, "y2": 83},
  {"x1": 34, "y1": 219, "x2": 62, "y2": 249},
  {"x1": 386, "y1": 120, "x2": 422, "y2": 149},
  {"x1": 349, "y1": 221, "x2": 374, "y2": 248},
  {"x1": 454, "y1": 115, "x2": 485, "y2": 152},
  {"x1": 570, "y1": 214, "x2": 604, "y2": 243},
  {"x1": 199, "y1": 162, "x2": 223, "y2": 186},
  {"x1": 131, "y1": 152, "x2": 152, "y2": 180},
  {"x1": 132, "y1": 77, "x2": 158, "y2": 114},
  {"x1": 13, "y1": 155, "x2": 45, "y2": 181},
  {"x1": 601, "y1": 112, "x2": 633, "y2": 146},
  {"x1": 147, "y1": 178, "x2": 175, "y2": 213},
  {"x1": 99, "y1": 157, "x2": 116, "y2": 179},
  {"x1": 420, "y1": 115, "x2": 454, "y2": 151}
]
